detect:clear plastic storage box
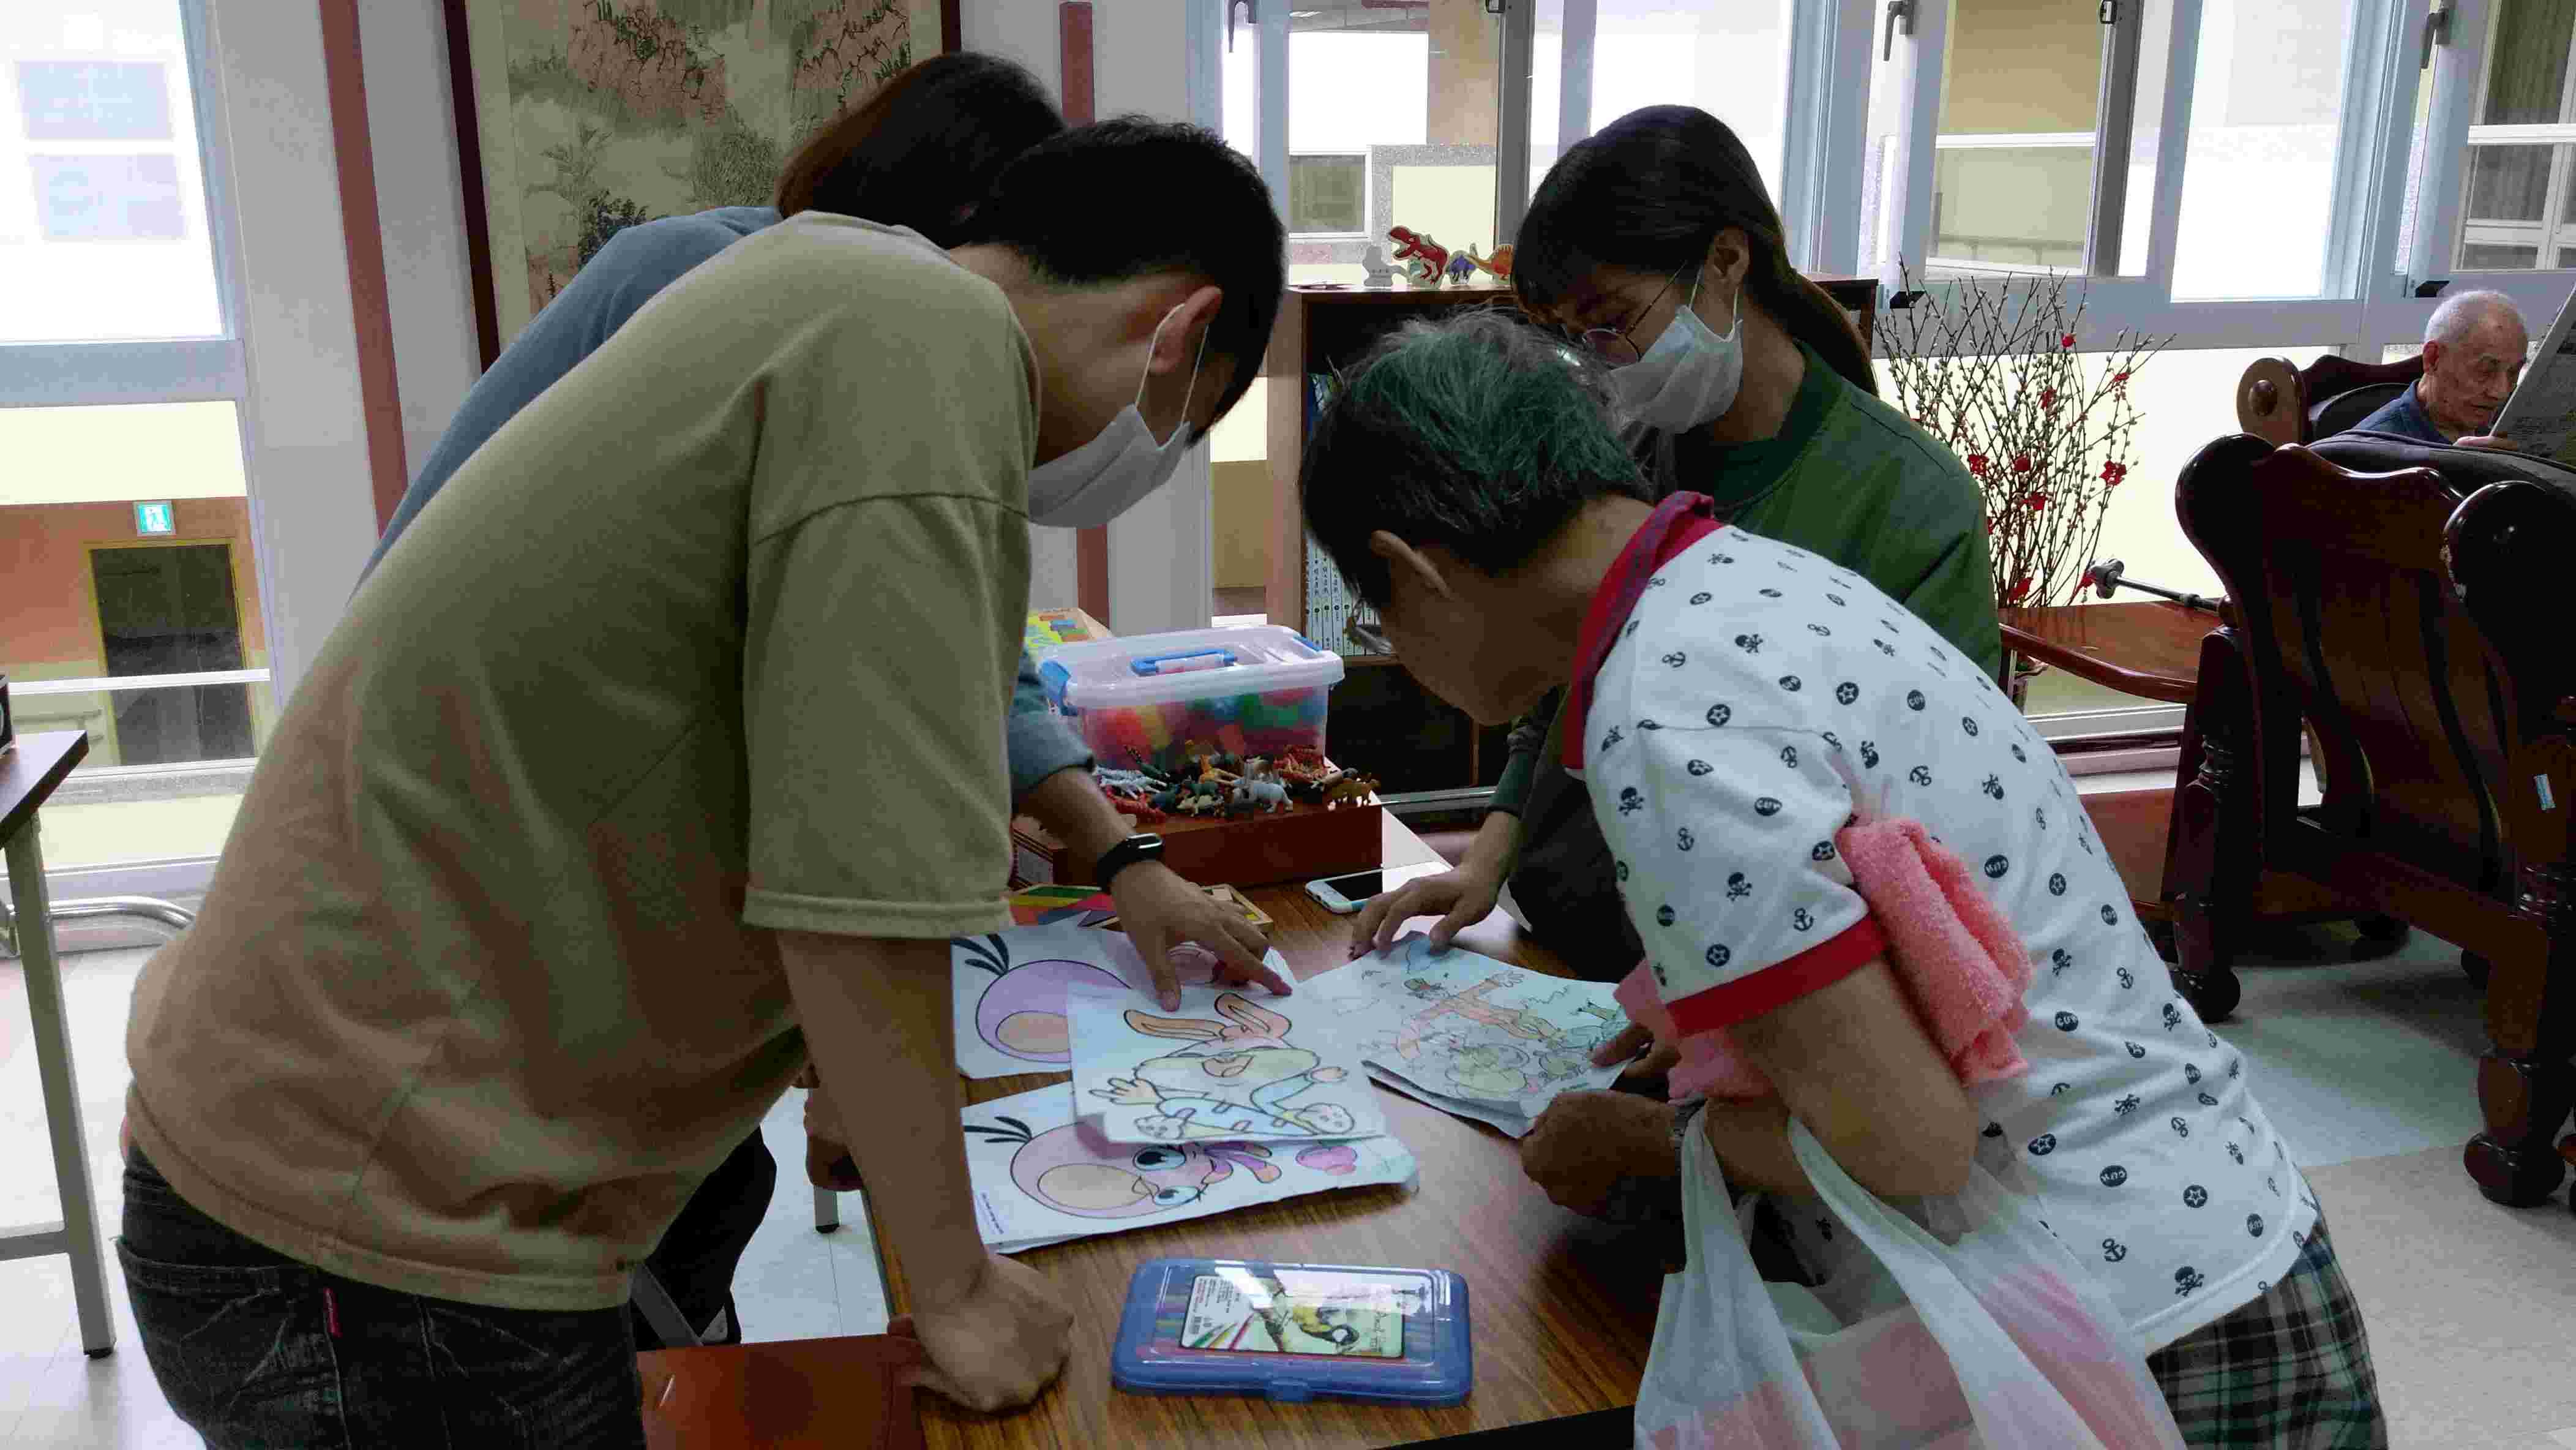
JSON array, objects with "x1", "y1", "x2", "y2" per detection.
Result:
[{"x1": 1035, "y1": 625, "x2": 1344, "y2": 776}]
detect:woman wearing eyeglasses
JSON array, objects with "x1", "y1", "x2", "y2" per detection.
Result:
[{"x1": 1350, "y1": 105, "x2": 2001, "y2": 1146}]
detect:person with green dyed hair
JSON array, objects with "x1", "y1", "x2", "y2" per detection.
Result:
[{"x1": 1301, "y1": 310, "x2": 2386, "y2": 1450}]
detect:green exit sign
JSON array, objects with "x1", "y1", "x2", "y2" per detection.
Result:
[{"x1": 134, "y1": 500, "x2": 174, "y2": 535}]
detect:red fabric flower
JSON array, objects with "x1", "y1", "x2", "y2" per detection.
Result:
[
  {"x1": 2113, "y1": 370, "x2": 2131, "y2": 385},
  {"x1": 2102, "y1": 460, "x2": 2127, "y2": 486},
  {"x1": 1967, "y1": 453, "x2": 1990, "y2": 478},
  {"x1": 2004, "y1": 573, "x2": 2033, "y2": 606},
  {"x1": 2061, "y1": 332, "x2": 2077, "y2": 350},
  {"x1": 2012, "y1": 454, "x2": 2032, "y2": 474},
  {"x1": 2026, "y1": 491, "x2": 2050, "y2": 513},
  {"x1": 2040, "y1": 388, "x2": 2058, "y2": 408}
]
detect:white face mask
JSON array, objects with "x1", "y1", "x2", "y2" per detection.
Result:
[
  {"x1": 1608, "y1": 273, "x2": 1743, "y2": 433},
  {"x1": 1027, "y1": 304, "x2": 1210, "y2": 528}
]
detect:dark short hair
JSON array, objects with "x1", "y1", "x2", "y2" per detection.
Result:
[
  {"x1": 1301, "y1": 309, "x2": 1655, "y2": 607},
  {"x1": 961, "y1": 117, "x2": 1285, "y2": 421},
  {"x1": 774, "y1": 53, "x2": 1065, "y2": 249},
  {"x1": 1516, "y1": 105, "x2": 1876, "y2": 397}
]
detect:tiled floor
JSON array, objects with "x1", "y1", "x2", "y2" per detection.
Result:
[
  {"x1": 0, "y1": 944, "x2": 886, "y2": 1448},
  {"x1": 4, "y1": 925, "x2": 2572, "y2": 1445}
]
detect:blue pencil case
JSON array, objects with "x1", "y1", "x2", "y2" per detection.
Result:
[{"x1": 1110, "y1": 1257, "x2": 1471, "y2": 1407}]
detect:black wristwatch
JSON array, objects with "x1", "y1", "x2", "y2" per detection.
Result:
[{"x1": 1094, "y1": 833, "x2": 1166, "y2": 890}]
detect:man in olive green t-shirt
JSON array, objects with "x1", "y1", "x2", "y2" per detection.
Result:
[{"x1": 118, "y1": 121, "x2": 1284, "y2": 1442}]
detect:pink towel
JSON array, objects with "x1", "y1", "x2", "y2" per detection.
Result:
[{"x1": 1616, "y1": 817, "x2": 2034, "y2": 1102}]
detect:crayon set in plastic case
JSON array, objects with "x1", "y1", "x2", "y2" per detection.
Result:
[{"x1": 1111, "y1": 1258, "x2": 1470, "y2": 1406}]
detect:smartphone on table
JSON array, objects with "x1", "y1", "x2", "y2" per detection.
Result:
[{"x1": 1305, "y1": 868, "x2": 1388, "y2": 915}]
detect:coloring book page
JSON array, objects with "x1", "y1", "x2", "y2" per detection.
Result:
[
  {"x1": 1067, "y1": 981, "x2": 1386, "y2": 1146},
  {"x1": 950, "y1": 922, "x2": 1294, "y2": 1080},
  {"x1": 960, "y1": 1084, "x2": 1415, "y2": 1252},
  {"x1": 1364, "y1": 1066, "x2": 1536, "y2": 1139},
  {"x1": 1303, "y1": 936, "x2": 1630, "y2": 1119}
]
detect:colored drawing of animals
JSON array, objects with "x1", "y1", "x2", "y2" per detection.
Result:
[
  {"x1": 959, "y1": 1086, "x2": 1413, "y2": 1251},
  {"x1": 1070, "y1": 984, "x2": 1385, "y2": 1144},
  {"x1": 1308, "y1": 939, "x2": 1630, "y2": 1116}
]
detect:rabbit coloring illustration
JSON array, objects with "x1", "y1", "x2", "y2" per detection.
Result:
[{"x1": 1093, "y1": 993, "x2": 1360, "y2": 1140}]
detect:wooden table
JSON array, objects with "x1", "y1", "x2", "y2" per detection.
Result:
[
  {"x1": 0, "y1": 732, "x2": 115, "y2": 1356},
  {"x1": 1997, "y1": 600, "x2": 2212, "y2": 707},
  {"x1": 892, "y1": 816, "x2": 1661, "y2": 1449}
]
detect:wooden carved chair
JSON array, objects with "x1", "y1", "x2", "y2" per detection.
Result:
[
  {"x1": 2236, "y1": 353, "x2": 2425, "y2": 446},
  {"x1": 2168, "y1": 437, "x2": 2576, "y2": 1207}
]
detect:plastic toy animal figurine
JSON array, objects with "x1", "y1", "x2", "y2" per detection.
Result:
[
  {"x1": 1388, "y1": 226, "x2": 1448, "y2": 283},
  {"x1": 1095, "y1": 993, "x2": 1360, "y2": 1140},
  {"x1": 1324, "y1": 772, "x2": 1381, "y2": 805},
  {"x1": 1445, "y1": 249, "x2": 1477, "y2": 284},
  {"x1": 1465, "y1": 242, "x2": 1512, "y2": 279},
  {"x1": 1232, "y1": 779, "x2": 1290, "y2": 813}
]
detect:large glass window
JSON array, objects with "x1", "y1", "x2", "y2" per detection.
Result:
[
  {"x1": 1252, "y1": 2, "x2": 1504, "y2": 285},
  {"x1": 4, "y1": 1, "x2": 270, "y2": 877},
  {"x1": 2455, "y1": 0, "x2": 2576, "y2": 269},
  {"x1": 2, "y1": 6, "x2": 223, "y2": 342},
  {"x1": 1529, "y1": 1, "x2": 1791, "y2": 207},
  {"x1": 2169, "y1": 0, "x2": 2362, "y2": 298},
  {"x1": 1930, "y1": 0, "x2": 2106, "y2": 275}
]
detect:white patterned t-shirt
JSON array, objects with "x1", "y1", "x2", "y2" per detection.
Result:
[{"x1": 1565, "y1": 504, "x2": 2320, "y2": 1350}]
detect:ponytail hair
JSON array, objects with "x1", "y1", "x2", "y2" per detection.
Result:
[
  {"x1": 774, "y1": 52, "x2": 1064, "y2": 249},
  {"x1": 1515, "y1": 105, "x2": 1876, "y2": 397}
]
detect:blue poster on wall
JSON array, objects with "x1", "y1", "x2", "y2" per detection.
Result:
[{"x1": 15, "y1": 61, "x2": 171, "y2": 141}]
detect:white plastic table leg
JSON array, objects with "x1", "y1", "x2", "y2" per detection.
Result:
[{"x1": 3, "y1": 820, "x2": 114, "y2": 1356}]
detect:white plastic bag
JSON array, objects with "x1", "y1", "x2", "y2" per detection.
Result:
[
  {"x1": 1633, "y1": 1121, "x2": 2188, "y2": 1449},
  {"x1": 1782, "y1": 1120, "x2": 2187, "y2": 1450},
  {"x1": 1633, "y1": 1129, "x2": 1844, "y2": 1446}
]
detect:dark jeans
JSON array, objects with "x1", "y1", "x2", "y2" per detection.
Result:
[
  {"x1": 630, "y1": 1130, "x2": 774, "y2": 1350},
  {"x1": 120, "y1": 1147, "x2": 646, "y2": 1449}
]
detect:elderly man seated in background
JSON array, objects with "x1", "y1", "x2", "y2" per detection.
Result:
[{"x1": 2354, "y1": 290, "x2": 2529, "y2": 444}]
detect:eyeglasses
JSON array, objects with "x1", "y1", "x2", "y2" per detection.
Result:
[
  {"x1": 1574, "y1": 263, "x2": 1698, "y2": 366},
  {"x1": 1344, "y1": 616, "x2": 1392, "y2": 655}
]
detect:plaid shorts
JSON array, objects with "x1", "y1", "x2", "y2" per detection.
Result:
[{"x1": 2147, "y1": 1214, "x2": 2389, "y2": 1449}]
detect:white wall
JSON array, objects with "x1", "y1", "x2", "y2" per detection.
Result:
[
  {"x1": 967, "y1": 0, "x2": 1218, "y2": 636},
  {"x1": 361, "y1": 0, "x2": 480, "y2": 484},
  {"x1": 204, "y1": 0, "x2": 379, "y2": 696}
]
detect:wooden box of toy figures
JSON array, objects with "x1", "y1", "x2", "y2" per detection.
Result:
[{"x1": 1009, "y1": 750, "x2": 1382, "y2": 890}]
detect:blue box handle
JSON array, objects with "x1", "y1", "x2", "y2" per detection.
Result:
[
  {"x1": 1129, "y1": 647, "x2": 1237, "y2": 676},
  {"x1": 1038, "y1": 659, "x2": 1076, "y2": 715}
]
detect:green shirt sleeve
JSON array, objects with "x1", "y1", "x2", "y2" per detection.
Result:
[
  {"x1": 738, "y1": 221, "x2": 1036, "y2": 939},
  {"x1": 1489, "y1": 687, "x2": 1563, "y2": 816}
]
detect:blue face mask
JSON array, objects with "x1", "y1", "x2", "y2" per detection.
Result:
[
  {"x1": 1609, "y1": 274, "x2": 1745, "y2": 432},
  {"x1": 1027, "y1": 304, "x2": 1210, "y2": 528}
]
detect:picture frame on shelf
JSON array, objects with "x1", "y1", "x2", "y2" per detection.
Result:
[{"x1": 438, "y1": 0, "x2": 959, "y2": 368}]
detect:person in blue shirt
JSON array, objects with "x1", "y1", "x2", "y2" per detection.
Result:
[
  {"x1": 2351, "y1": 290, "x2": 2528, "y2": 443},
  {"x1": 364, "y1": 53, "x2": 1284, "y2": 1356}
]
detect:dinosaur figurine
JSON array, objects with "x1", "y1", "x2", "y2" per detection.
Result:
[{"x1": 1388, "y1": 226, "x2": 1449, "y2": 285}]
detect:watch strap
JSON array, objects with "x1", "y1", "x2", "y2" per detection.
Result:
[{"x1": 1094, "y1": 833, "x2": 1164, "y2": 890}]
